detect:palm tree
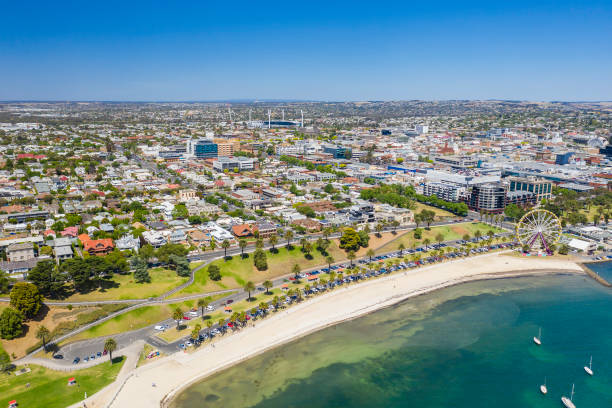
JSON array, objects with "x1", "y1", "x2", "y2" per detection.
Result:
[
  {"x1": 423, "y1": 238, "x2": 431, "y2": 250},
  {"x1": 325, "y1": 255, "x2": 334, "y2": 272},
  {"x1": 269, "y1": 234, "x2": 278, "y2": 252},
  {"x1": 263, "y1": 280, "x2": 273, "y2": 294},
  {"x1": 474, "y1": 230, "x2": 482, "y2": 240},
  {"x1": 366, "y1": 248, "x2": 375, "y2": 263},
  {"x1": 398, "y1": 243, "x2": 405, "y2": 256},
  {"x1": 285, "y1": 230, "x2": 294, "y2": 247},
  {"x1": 323, "y1": 227, "x2": 332, "y2": 241},
  {"x1": 173, "y1": 306, "x2": 183, "y2": 329},
  {"x1": 244, "y1": 281, "x2": 255, "y2": 301},
  {"x1": 303, "y1": 242, "x2": 313, "y2": 258},
  {"x1": 197, "y1": 297, "x2": 210, "y2": 316},
  {"x1": 347, "y1": 250, "x2": 356, "y2": 267},
  {"x1": 104, "y1": 338, "x2": 117, "y2": 363},
  {"x1": 273, "y1": 296, "x2": 280, "y2": 309},
  {"x1": 292, "y1": 263, "x2": 301, "y2": 281},
  {"x1": 206, "y1": 320, "x2": 213, "y2": 335},
  {"x1": 191, "y1": 324, "x2": 202, "y2": 341},
  {"x1": 299, "y1": 237, "x2": 308, "y2": 250},
  {"x1": 218, "y1": 318, "x2": 226, "y2": 331},
  {"x1": 221, "y1": 239, "x2": 230, "y2": 258},
  {"x1": 239, "y1": 239, "x2": 248, "y2": 257},
  {"x1": 36, "y1": 325, "x2": 50, "y2": 351},
  {"x1": 435, "y1": 233, "x2": 444, "y2": 246}
]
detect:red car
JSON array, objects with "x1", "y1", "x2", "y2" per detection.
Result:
[{"x1": 182, "y1": 316, "x2": 191, "y2": 320}]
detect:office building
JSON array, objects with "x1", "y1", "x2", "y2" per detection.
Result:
[
  {"x1": 323, "y1": 145, "x2": 351, "y2": 159},
  {"x1": 507, "y1": 176, "x2": 552, "y2": 202},
  {"x1": 213, "y1": 156, "x2": 255, "y2": 172},
  {"x1": 422, "y1": 182, "x2": 466, "y2": 202},
  {"x1": 468, "y1": 184, "x2": 506, "y2": 213},
  {"x1": 194, "y1": 140, "x2": 218, "y2": 159}
]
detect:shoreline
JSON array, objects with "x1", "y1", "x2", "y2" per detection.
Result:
[{"x1": 77, "y1": 253, "x2": 585, "y2": 408}]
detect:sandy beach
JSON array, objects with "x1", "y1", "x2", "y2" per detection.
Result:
[{"x1": 75, "y1": 252, "x2": 584, "y2": 408}]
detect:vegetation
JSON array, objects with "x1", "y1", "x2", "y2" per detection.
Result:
[
  {"x1": 9, "y1": 282, "x2": 43, "y2": 319},
  {"x1": 0, "y1": 307, "x2": 23, "y2": 340}
]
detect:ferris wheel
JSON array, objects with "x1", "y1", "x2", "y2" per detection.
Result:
[{"x1": 516, "y1": 209, "x2": 562, "y2": 252}]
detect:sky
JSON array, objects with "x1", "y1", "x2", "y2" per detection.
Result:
[{"x1": 1, "y1": 0, "x2": 611, "y2": 101}]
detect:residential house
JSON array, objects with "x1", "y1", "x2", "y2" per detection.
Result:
[
  {"x1": 78, "y1": 234, "x2": 114, "y2": 256},
  {"x1": 232, "y1": 224, "x2": 254, "y2": 238},
  {"x1": 6, "y1": 242, "x2": 35, "y2": 262},
  {"x1": 255, "y1": 222, "x2": 277, "y2": 238},
  {"x1": 115, "y1": 235, "x2": 140, "y2": 252},
  {"x1": 141, "y1": 230, "x2": 166, "y2": 248},
  {"x1": 51, "y1": 237, "x2": 74, "y2": 261}
]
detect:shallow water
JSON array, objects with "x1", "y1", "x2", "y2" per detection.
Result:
[
  {"x1": 586, "y1": 260, "x2": 612, "y2": 284},
  {"x1": 171, "y1": 275, "x2": 612, "y2": 408}
]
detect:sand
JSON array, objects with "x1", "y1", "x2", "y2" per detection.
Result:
[{"x1": 74, "y1": 252, "x2": 584, "y2": 408}]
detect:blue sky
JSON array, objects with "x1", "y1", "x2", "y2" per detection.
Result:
[{"x1": 1, "y1": 0, "x2": 611, "y2": 101}]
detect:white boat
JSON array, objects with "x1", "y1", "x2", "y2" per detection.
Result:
[
  {"x1": 584, "y1": 356, "x2": 593, "y2": 376},
  {"x1": 540, "y1": 377, "x2": 547, "y2": 395},
  {"x1": 533, "y1": 328, "x2": 542, "y2": 345},
  {"x1": 561, "y1": 384, "x2": 576, "y2": 408}
]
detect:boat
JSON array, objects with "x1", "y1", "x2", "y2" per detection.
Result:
[
  {"x1": 584, "y1": 356, "x2": 593, "y2": 376},
  {"x1": 540, "y1": 377, "x2": 547, "y2": 395},
  {"x1": 561, "y1": 384, "x2": 576, "y2": 408},
  {"x1": 533, "y1": 327, "x2": 542, "y2": 345}
]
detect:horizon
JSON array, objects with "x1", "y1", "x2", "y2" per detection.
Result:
[{"x1": 1, "y1": 1, "x2": 611, "y2": 101}]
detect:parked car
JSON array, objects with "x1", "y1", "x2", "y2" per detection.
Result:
[
  {"x1": 73, "y1": 357, "x2": 80, "y2": 364},
  {"x1": 53, "y1": 354, "x2": 64, "y2": 360}
]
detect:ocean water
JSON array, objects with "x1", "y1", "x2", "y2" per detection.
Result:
[
  {"x1": 171, "y1": 275, "x2": 612, "y2": 408},
  {"x1": 586, "y1": 260, "x2": 612, "y2": 284}
]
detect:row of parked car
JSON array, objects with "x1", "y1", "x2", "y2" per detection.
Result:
[{"x1": 72, "y1": 350, "x2": 107, "y2": 364}]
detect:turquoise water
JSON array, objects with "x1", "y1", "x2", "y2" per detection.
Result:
[
  {"x1": 586, "y1": 260, "x2": 612, "y2": 284},
  {"x1": 171, "y1": 276, "x2": 612, "y2": 408}
]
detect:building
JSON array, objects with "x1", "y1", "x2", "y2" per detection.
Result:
[
  {"x1": 506, "y1": 190, "x2": 537, "y2": 207},
  {"x1": 141, "y1": 230, "x2": 167, "y2": 248},
  {"x1": 214, "y1": 139, "x2": 240, "y2": 156},
  {"x1": 78, "y1": 234, "x2": 115, "y2": 256},
  {"x1": 115, "y1": 235, "x2": 140, "y2": 252},
  {"x1": 323, "y1": 145, "x2": 351, "y2": 159},
  {"x1": 507, "y1": 176, "x2": 552, "y2": 202},
  {"x1": 555, "y1": 152, "x2": 574, "y2": 165},
  {"x1": 5, "y1": 210, "x2": 49, "y2": 223},
  {"x1": 422, "y1": 182, "x2": 466, "y2": 202},
  {"x1": 51, "y1": 237, "x2": 73, "y2": 261},
  {"x1": 255, "y1": 222, "x2": 277, "y2": 238},
  {"x1": 433, "y1": 156, "x2": 478, "y2": 169},
  {"x1": 6, "y1": 242, "x2": 35, "y2": 262},
  {"x1": 213, "y1": 156, "x2": 255, "y2": 172},
  {"x1": 192, "y1": 139, "x2": 218, "y2": 159},
  {"x1": 416, "y1": 125, "x2": 429, "y2": 134},
  {"x1": 179, "y1": 189, "x2": 197, "y2": 202},
  {"x1": 468, "y1": 184, "x2": 506, "y2": 213}
]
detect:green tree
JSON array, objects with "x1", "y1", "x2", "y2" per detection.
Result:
[
  {"x1": 172, "y1": 204, "x2": 189, "y2": 219},
  {"x1": 0, "y1": 307, "x2": 23, "y2": 340},
  {"x1": 0, "y1": 347, "x2": 10, "y2": 373},
  {"x1": 504, "y1": 204, "x2": 524, "y2": 222},
  {"x1": 347, "y1": 250, "x2": 356, "y2": 267},
  {"x1": 263, "y1": 280, "x2": 273, "y2": 295},
  {"x1": 104, "y1": 338, "x2": 117, "y2": 362},
  {"x1": 423, "y1": 238, "x2": 431, "y2": 250},
  {"x1": 292, "y1": 263, "x2": 301, "y2": 281},
  {"x1": 36, "y1": 325, "x2": 50, "y2": 351},
  {"x1": 172, "y1": 307, "x2": 184, "y2": 329},
  {"x1": 239, "y1": 239, "x2": 248, "y2": 257},
  {"x1": 413, "y1": 227, "x2": 423, "y2": 240},
  {"x1": 208, "y1": 264, "x2": 221, "y2": 281},
  {"x1": 435, "y1": 233, "x2": 444, "y2": 246},
  {"x1": 419, "y1": 209, "x2": 435, "y2": 228},
  {"x1": 139, "y1": 244, "x2": 155, "y2": 262},
  {"x1": 191, "y1": 324, "x2": 202, "y2": 341},
  {"x1": 269, "y1": 234, "x2": 278, "y2": 252},
  {"x1": 9, "y1": 282, "x2": 43, "y2": 319},
  {"x1": 366, "y1": 248, "x2": 375, "y2": 263},
  {"x1": 375, "y1": 223, "x2": 384, "y2": 237},
  {"x1": 398, "y1": 243, "x2": 405, "y2": 256},
  {"x1": 244, "y1": 281, "x2": 255, "y2": 301},
  {"x1": 197, "y1": 297, "x2": 210, "y2": 316},
  {"x1": 0, "y1": 270, "x2": 11, "y2": 294},
  {"x1": 285, "y1": 230, "x2": 294, "y2": 247},
  {"x1": 339, "y1": 228, "x2": 361, "y2": 252},
  {"x1": 131, "y1": 256, "x2": 150, "y2": 283},
  {"x1": 326, "y1": 255, "x2": 334, "y2": 272},
  {"x1": 27, "y1": 260, "x2": 66, "y2": 298}
]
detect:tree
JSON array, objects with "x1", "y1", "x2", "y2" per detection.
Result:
[
  {"x1": 10, "y1": 282, "x2": 43, "y2": 319},
  {"x1": 191, "y1": 324, "x2": 202, "y2": 341},
  {"x1": 504, "y1": 203, "x2": 524, "y2": 222},
  {"x1": 0, "y1": 347, "x2": 10, "y2": 374},
  {"x1": 326, "y1": 255, "x2": 334, "y2": 272},
  {"x1": 36, "y1": 325, "x2": 50, "y2": 351},
  {"x1": 292, "y1": 264, "x2": 301, "y2": 281},
  {"x1": 104, "y1": 338, "x2": 117, "y2": 362},
  {"x1": 303, "y1": 242, "x2": 313, "y2": 258},
  {"x1": 173, "y1": 307, "x2": 183, "y2": 329},
  {"x1": 423, "y1": 238, "x2": 431, "y2": 250},
  {"x1": 435, "y1": 233, "x2": 444, "y2": 246},
  {"x1": 197, "y1": 297, "x2": 210, "y2": 316},
  {"x1": 131, "y1": 256, "x2": 150, "y2": 283},
  {"x1": 0, "y1": 271, "x2": 11, "y2": 294},
  {"x1": 239, "y1": 239, "x2": 248, "y2": 258},
  {"x1": 347, "y1": 250, "x2": 356, "y2": 267},
  {"x1": 419, "y1": 209, "x2": 435, "y2": 228},
  {"x1": 474, "y1": 230, "x2": 482, "y2": 240},
  {"x1": 339, "y1": 228, "x2": 361, "y2": 252},
  {"x1": 299, "y1": 238, "x2": 308, "y2": 250},
  {"x1": 209, "y1": 238, "x2": 216, "y2": 251},
  {"x1": 263, "y1": 280, "x2": 273, "y2": 294},
  {"x1": 414, "y1": 213, "x2": 422, "y2": 228},
  {"x1": 206, "y1": 320, "x2": 213, "y2": 334},
  {"x1": 172, "y1": 204, "x2": 189, "y2": 219},
  {"x1": 244, "y1": 281, "x2": 255, "y2": 301},
  {"x1": 168, "y1": 255, "x2": 190, "y2": 277},
  {"x1": 221, "y1": 240, "x2": 230, "y2": 258},
  {"x1": 375, "y1": 223, "x2": 384, "y2": 237},
  {"x1": 208, "y1": 264, "x2": 221, "y2": 281},
  {"x1": 27, "y1": 260, "x2": 66, "y2": 298},
  {"x1": 139, "y1": 244, "x2": 155, "y2": 262},
  {"x1": 269, "y1": 234, "x2": 278, "y2": 252},
  {"x1": 462, "y1": 233, "x2": 470, "y2": 242},
  {"x1": 413, "y1": 228, "x2": 423, "y2": 240},
  {"x1": 398, "y1": 243, "x2": 405, "y2": 256},
  {"x1": 558, "y1": 244, "x2": 570, "y2": 255},
  {"x1": 366, "y1": 248, "x2": 375, "y2": 263},
  {"x1": 285, "y1": 230, "x2": 294, "y2": 247},
  {"x1": 323, "y1": 227, "x2": 332, "y2": 241},
  {"x1": 0, "y1": 307, "x2": 23, "y2": 340}
]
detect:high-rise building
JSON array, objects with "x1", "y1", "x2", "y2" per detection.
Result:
[
  {"x1": 193, "y1": 140, "x2": 218, "y2": 159},
  {"x1": 507, "y1": 176, "x2": 552, "y2": 202},
  {"x1": 468, "y1": 184, "x2": 506, "y2": 213}
]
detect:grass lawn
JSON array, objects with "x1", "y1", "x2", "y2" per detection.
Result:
[
  {"x1": 61, "y1": 267, "x2": 188, "y2": 302},
  {"x1": 172, "y1": 243, "x2": 347, "y2": 297},
  {"x1": 64, "y1": 293, "x2": 230, "y2": 344},
  {"x1": 377, "y1": 222, "x2": 502, "y2": 254},
  {"x1": 0, "y1": 358, "x2": 124, "y2": 408},
  {"x1": 413, "y1": 202, "x2": 456, "y2": 219}
]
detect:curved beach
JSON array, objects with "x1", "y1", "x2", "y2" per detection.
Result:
[{"x1": 77, "y1": 253, "x2": 584, "y2": 408}]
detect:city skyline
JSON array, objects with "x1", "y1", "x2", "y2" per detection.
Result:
[{"x1": 2, "y1": 0, "x2": 611, "y2": 101}]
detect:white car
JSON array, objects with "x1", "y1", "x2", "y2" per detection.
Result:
[
  {"x1": 188, "y1": 311, "x2": 198, "y2": 317},
  {"x1": 206, "y1": 305, "x2": 215, "y2": 311},
  {"x1": 154, "y1": 325, "x2": 165, "y2": 331}
]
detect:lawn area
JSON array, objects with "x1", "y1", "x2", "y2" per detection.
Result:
[
  {"x1": 61, "y1": 267, "x2": 188, "y2": 302},
  {"x1": 172, "y1": 242, "x2": 347, "y2": 297},
  {"x1": 63, "y1": 293, "x2": 230, "y2": 344},
  {"x1": 0, "y1": 358, "x2": 124, "y2": 408},
  {"x1": 377, "y1": 222, "x2": 502, "y2": 254},
  {"x1": 413, "y1": 202, "x2": 456, "y2": 219}
]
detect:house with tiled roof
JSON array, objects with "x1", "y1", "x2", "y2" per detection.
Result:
[
  {"x1": 232, "y1": 224, "x2": 254, "y2": 238},
  {"x1": 78, "y1": 234, "x2": 114, "y2": 256}
]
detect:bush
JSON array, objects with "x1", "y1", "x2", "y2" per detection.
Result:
[
  {"x1": 0, "y1": 307, "x2": 23, "y2": 340},
  {"x1": 253, "y1": 249, "x2": 268, "y2": 271},
  {"x1": 208, "y1": 265, "x2": 221, "y2": 281},
  {"x1": 9, "y1": 282, "x2": 43, "y2": 319}
]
